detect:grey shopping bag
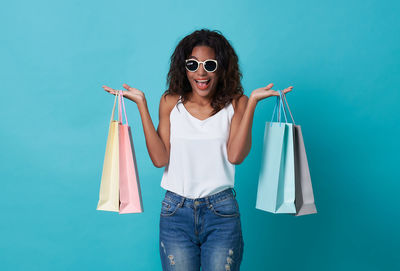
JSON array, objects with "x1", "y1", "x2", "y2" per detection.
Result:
[
  {"x1": 281, "y1": 93, "x2": 317, "y2": 216},
  {"x1": 293, "y1": 125, "x2": 317, "y2": 216}
]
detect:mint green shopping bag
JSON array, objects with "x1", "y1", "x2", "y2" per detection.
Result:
[{"x1": 256, "y1": 91, "x2": 296, "y2": 214}]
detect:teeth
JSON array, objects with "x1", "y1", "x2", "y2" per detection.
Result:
[{"x1": 195, "y1": 79, "x2": 210, "y2": 83}]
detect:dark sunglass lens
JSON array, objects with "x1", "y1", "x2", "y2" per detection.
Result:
[
  {"x1": 186, "y1": 60, "x2": 198, "y2": 71},
  {"x1": 204, "y1": 61, "x2": 217, "y2": 72}
]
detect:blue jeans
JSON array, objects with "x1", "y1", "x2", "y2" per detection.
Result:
[{"x1": 159, "y1": 188, "x2": 244, "y2": 271}]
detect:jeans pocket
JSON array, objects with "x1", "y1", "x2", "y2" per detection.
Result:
[
  {"x1": 160, "y1": 197, "x2": 181, "y2": 217},
  {"x1": 210, "y1": 196, "x2": 240, "y2": 218}
]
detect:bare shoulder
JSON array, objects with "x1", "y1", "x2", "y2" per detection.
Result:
[
  {"x1": 231, "y1": 94, "x2": 249, "y2": 113},
  {"x1": 159, "y1": 93, "x2": 181, "y2": 115}
]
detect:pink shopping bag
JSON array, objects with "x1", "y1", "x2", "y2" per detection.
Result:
[{"x1": 117, "y1": 91, "x2": 144, "y2": 214}]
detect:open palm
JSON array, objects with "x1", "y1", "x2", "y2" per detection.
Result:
[
  {"x1": 102, "y1": 83, "x2": 145, "y2": 104},
  {"x1": 251, "y1": 83, "x2": 293, "y2": 102}
]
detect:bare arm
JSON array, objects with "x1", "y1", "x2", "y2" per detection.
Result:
[
  {"x1": 227, "y1": 83, "x2": 294, "y2": 164},
  {"x1": 227, "y1": 95, "x2": 254, "y2": 164},
  {"x1": 103, "y1": 84, "x2": 171, "y2": 168},
  {"x1": 136, "y1": 98, "x2": 169, "y2": 168}
]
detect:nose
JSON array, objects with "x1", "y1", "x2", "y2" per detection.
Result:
[{"x1": 197, "y1": 63, "x2": 208, "y2": 75}]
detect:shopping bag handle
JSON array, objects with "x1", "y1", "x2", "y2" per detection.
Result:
[
  {"x1": 270, "y1": 90, "x2": 288, "y2": 126},
  {"x1": 280, "y1": 91, "x2": 295, "y2": 125},
  {"x1": 110, "y1": 92, "x2": 119, "y2": 123},
  {"x1": 109, "y1": 91, "x2": 129, "y2": 125},
  {"x1": 278, "y1": 90, "x2": 288, "y2": 123},
  {"x1": 270, "y1": 93, "x2": 279, "y2": 123},
  {"x1": 118, "y1": 90, "x2": 129, "y2": 125}
]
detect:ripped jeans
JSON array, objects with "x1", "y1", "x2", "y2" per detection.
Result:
[{"x1": 159, "y1": 188, "x2": 244, "y2": 271}]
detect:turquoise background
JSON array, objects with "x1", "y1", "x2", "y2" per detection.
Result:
[{"x1": 1, "y1": 0, "x2": 399, "y2": 270}]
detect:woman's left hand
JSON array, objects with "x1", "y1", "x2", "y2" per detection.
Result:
[{"x1": 250, "y1": 83, "x2": 293, "y2": 102}]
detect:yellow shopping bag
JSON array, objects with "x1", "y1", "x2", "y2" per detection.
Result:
[{"x1": 97, "y1": 93, "x2": 120, "y2": 212}]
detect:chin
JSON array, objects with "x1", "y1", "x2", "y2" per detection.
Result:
[
  {"x1": 192, "y1": 85, "x2": 215, "y2": 96},
  {"x1": 196, "y1": 89, "x2": 211, "y2": 95}
]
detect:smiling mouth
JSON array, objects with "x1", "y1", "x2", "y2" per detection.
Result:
[{"x1": 194, "y1": 79, "x2": 211, "y2": 90}]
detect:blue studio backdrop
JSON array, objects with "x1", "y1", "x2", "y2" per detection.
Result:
[{"x1": 1, "y1": 0, "x2": 399, "y2": 270}]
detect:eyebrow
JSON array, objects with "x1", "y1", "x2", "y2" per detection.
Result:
[{"x1": 188, "y1": 56, "x2": 216, "y2": 60}]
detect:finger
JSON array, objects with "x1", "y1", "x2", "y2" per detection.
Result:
[
  {"x1": 283, "y1": 86, "x2": 294, "y2": 94},
  {"x1": 103, "y1": 85, "x2": 115, "y2": 92},
  {"x1": 264, "y1": 83, "x2": 274, "y2": 89},
  {"x1": 107, "y1": 90, "x2": 118, "y2": 95},
  {"x1": 102, "y1": 86, "x2": 118, "y2": 95},
  {"x1": 123, "y1": 83, "x2": 131, "y2": 90}
]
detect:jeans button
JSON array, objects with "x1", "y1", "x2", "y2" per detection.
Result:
[{"x1": 194, "y1": 201, "x2": 200, "y2": 206}]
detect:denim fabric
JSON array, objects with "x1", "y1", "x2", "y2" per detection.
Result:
[{"x1": 159, "y1": 188, "x2": 244, "y2": 271}]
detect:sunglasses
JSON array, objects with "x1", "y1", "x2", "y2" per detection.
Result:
[{"x1": 185, "y1": 58, "x2": 218, "y2": 73}]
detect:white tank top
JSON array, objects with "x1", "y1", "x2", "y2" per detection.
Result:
[{"x1": 160, "y1": 96, "x2": 235, "y2": 199}]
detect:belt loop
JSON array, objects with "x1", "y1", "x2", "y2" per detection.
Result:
[
  {"x1": 179, "y1": 196, "x2": 185, "y2": 207},
  {"x1": 205, "y1": 196, "x2": 211, "y2": 208},
  {"x1": 232, "y1": 188, "x2": 237, "y2": 198}
]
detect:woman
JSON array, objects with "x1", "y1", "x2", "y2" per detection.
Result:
[{"x1": 103, "y1": 29, "x2": 293, "y2": 271}]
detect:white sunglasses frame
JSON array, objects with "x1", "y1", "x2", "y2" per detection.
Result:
[{"x1": 185, "y1": 58, "x2": 218, "y2": 73}]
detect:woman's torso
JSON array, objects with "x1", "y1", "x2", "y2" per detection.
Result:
[{"x1": 160, "y1": 95, "x2": 236, "y2": 199}]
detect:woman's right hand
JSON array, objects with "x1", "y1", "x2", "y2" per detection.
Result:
[{"x1": 102, "y1": 83, "x2": 146, "y2": 105}]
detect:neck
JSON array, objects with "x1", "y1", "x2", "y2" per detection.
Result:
[{"x1": 188, "y1": 91, "x2": 214, "y2": 106}]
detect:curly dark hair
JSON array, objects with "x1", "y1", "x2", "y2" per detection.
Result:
[{"x1": 163, "y1": 28, "x2": 244, "y2": 116}]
